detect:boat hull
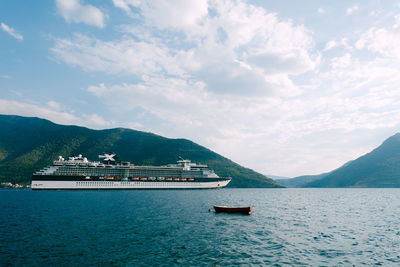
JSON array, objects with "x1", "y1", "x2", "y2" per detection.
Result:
[
  {"x1": 31, "y1": 179, "x2": 230, "y2": 190},
  {"x1": 213, "y1": 206, "x2": 252, "y2": 214}
]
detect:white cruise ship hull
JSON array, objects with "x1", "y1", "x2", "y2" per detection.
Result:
[{"x1": 31, "y1": 180, "x2": 230, "y2": 190}]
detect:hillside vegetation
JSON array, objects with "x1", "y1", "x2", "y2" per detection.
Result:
[{"x1": 0, "y1": 115, "x2": 281, "y2": 188}]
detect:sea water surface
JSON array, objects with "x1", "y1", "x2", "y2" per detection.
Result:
[{"x1": 1, "y1": 188, "x2": 400, "y2": 266}]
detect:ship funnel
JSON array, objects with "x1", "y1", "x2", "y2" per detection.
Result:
[{"x1": 99, "y1": 152, "x2": 120, "y2": 165}]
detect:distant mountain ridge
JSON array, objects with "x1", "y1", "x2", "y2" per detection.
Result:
[
  {"x1": 276, "y1": 173, "x2": 328, "y2": 187},
  {"x1": 283, "y1": 133, "x2": 400, "y2": 187},
  {"x1": 0, "y1": 114, "x2": 282, "y2": 188}
]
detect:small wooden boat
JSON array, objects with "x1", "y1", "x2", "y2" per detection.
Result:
[{"x1": 213, "y1": 206, "x2": 253, "y2": 214}]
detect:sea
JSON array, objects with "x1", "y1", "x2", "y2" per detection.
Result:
[{"x1": 1, "y1": 188, "x2": 400, "y2": 266}]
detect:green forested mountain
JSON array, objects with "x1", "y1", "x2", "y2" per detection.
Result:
[
  {"x1": 287, "y1": 133, "x2": 400, "y2": 187},
  {"x1": 0, "y1": 115, "x2": 281, "y2": 188}
]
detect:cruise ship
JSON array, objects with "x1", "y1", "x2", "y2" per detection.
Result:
[{"x1": 31, "y1": 153, "x2": 231, "y2": 190}]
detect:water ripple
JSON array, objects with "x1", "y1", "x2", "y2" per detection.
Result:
[{"x1": 1, "y1": 188, "x2": 400, "y2": 265}]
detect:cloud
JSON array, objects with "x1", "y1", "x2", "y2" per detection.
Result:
[
  {"x1": 51, "y1": 33, "x2": 183, "y2": 76},
  {"x1": 323, "y1": 40, "x2": 337, "y2": 51},
  {"x1": 113, "y1": 0, "x2": 208, "y2": 29},
  {"x1": 53, "y1": 0, "x2": 319, "y2": 97},
  {"x1": 1, "y1": 22, "x2": 23, "y2": 41},
  {"x1": 330, "y1": 53, "x2": 352, "y2": 69},
  {"x1": 82, "y1": 113, "x2": 111, "y2": 127},
  {"x1": 47, "y1": 100, "x2": 62, "y2": 110},
  {"x1": 346, "y1": 5, "x2": 359, "y2": 15},
  {"x1": 56, "y1": 0, "x2": 106, "y2": 28},
  {"x1": 84, "y1": 25, "x2": 400, "y2": 175},
  {"x1": 8, "y1": 90, "x2": 22, "y2": 97},
  {"x1": 86, "y1": 47, "x2": 400, "y2": 176},
  {"x1": 0, "y1": 98, "x2": 112, "y2": 128},
  {"x1": 355, "y1": 27, "x2": 400, "y2": 59},
  {"x1": 112, "y1": 0, "x2": 132, "y2": 13},
  {"x1": 50, "y1": 0, "x2": 400, "y2": 176},
  {"x1": 317, "y1": 8, "x2": 326, "y2": 14},
  {"x1": 393, "y1": 14, "x2": 400, "y2": 29},
  {"x1": 87, "y1": 79, "x2": 210, "y2": 125}
]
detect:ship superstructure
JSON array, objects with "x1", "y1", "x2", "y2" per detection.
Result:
[{"x1": 31, "y1": 153, "x2": 231, "y2": 190}]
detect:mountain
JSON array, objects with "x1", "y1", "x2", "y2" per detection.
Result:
[
  {"x1": 0, "y1": 115, "x2": 282, "y2": 188},
  {"x1": 266, "y1": 174, "x2": 290, "y2": 180},
  {"x1": 276, "y1": 173, "x2": 328, "y2": 187},
  {"x1": 290, "y1": 133, "x2": 400, "y2": 187}
]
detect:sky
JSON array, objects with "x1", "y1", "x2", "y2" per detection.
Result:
[{"x1": 2, "y1": 0, "x2": 400, "y2": 177}]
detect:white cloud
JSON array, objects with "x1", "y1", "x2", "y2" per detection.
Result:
[
  {"x1": 330, "y1": 53, "x2": 351, "y2": 69},
  {"x1": 87, "y1": 79, "x2": 210, "y2": 125},
  {"x1": 86, "y1": 47, "x2": 400, "y2": 176},
  {"x1": 393, "y1": 14, "x2": 400, "y2": 29},
  {"x1": 126, "y1": 122, "x2": 143, "y2": 129},
  {"x1": 53, "y1": 0, "x2": 319, "y2": 97},
  {"x1": 369, "y1": 10, "x2": 382, "y2": 17},
  {"x1": 51, "y1": 33, "x2": 184, "y2": 77},
  {"x1": 0, "y1": 98, "x2": 112, "y2": 129},
  {"x1": 346, "y1": 5, "x2": 359, "y2": 15},
  {"x1": 112, "y1": 0, "x2": 132, "y2": 13},
  {"x1": 355, "y1": 27, "x2": 400, "y2": 59},
  {"x1": 49, "y1": 0, "x2": 400, "y2": 177},
  {"x1": 56, "y1": 0, "x2": 106, "y2": 28},
  {"x1": 8, "y1": 90, "x2": 22, "y2": 97},
  {"x1": 47, "y1": 100, "x2": 62, "y2": 110},
  {"x1": 340, "y1": 38, "x2": 351, "y2": 49},
  {"x1": 323, "y1": 40, "x2": 337, "y2": 51},
  {"x1": 0, "y1": 99, "x2": 79, "y2": 125},
  {"x1": 317, "y1": 8, "x2": 326, "y2": 14},
  {"x1": 1, "y1": 22, "x2": 23, "y2": 41},
  {"x1": 82, "y1": 113, "x2": 111, "y2": 127},
  {"x1": 113, "y1": 0, "x2": 208, "y2": 29}
]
